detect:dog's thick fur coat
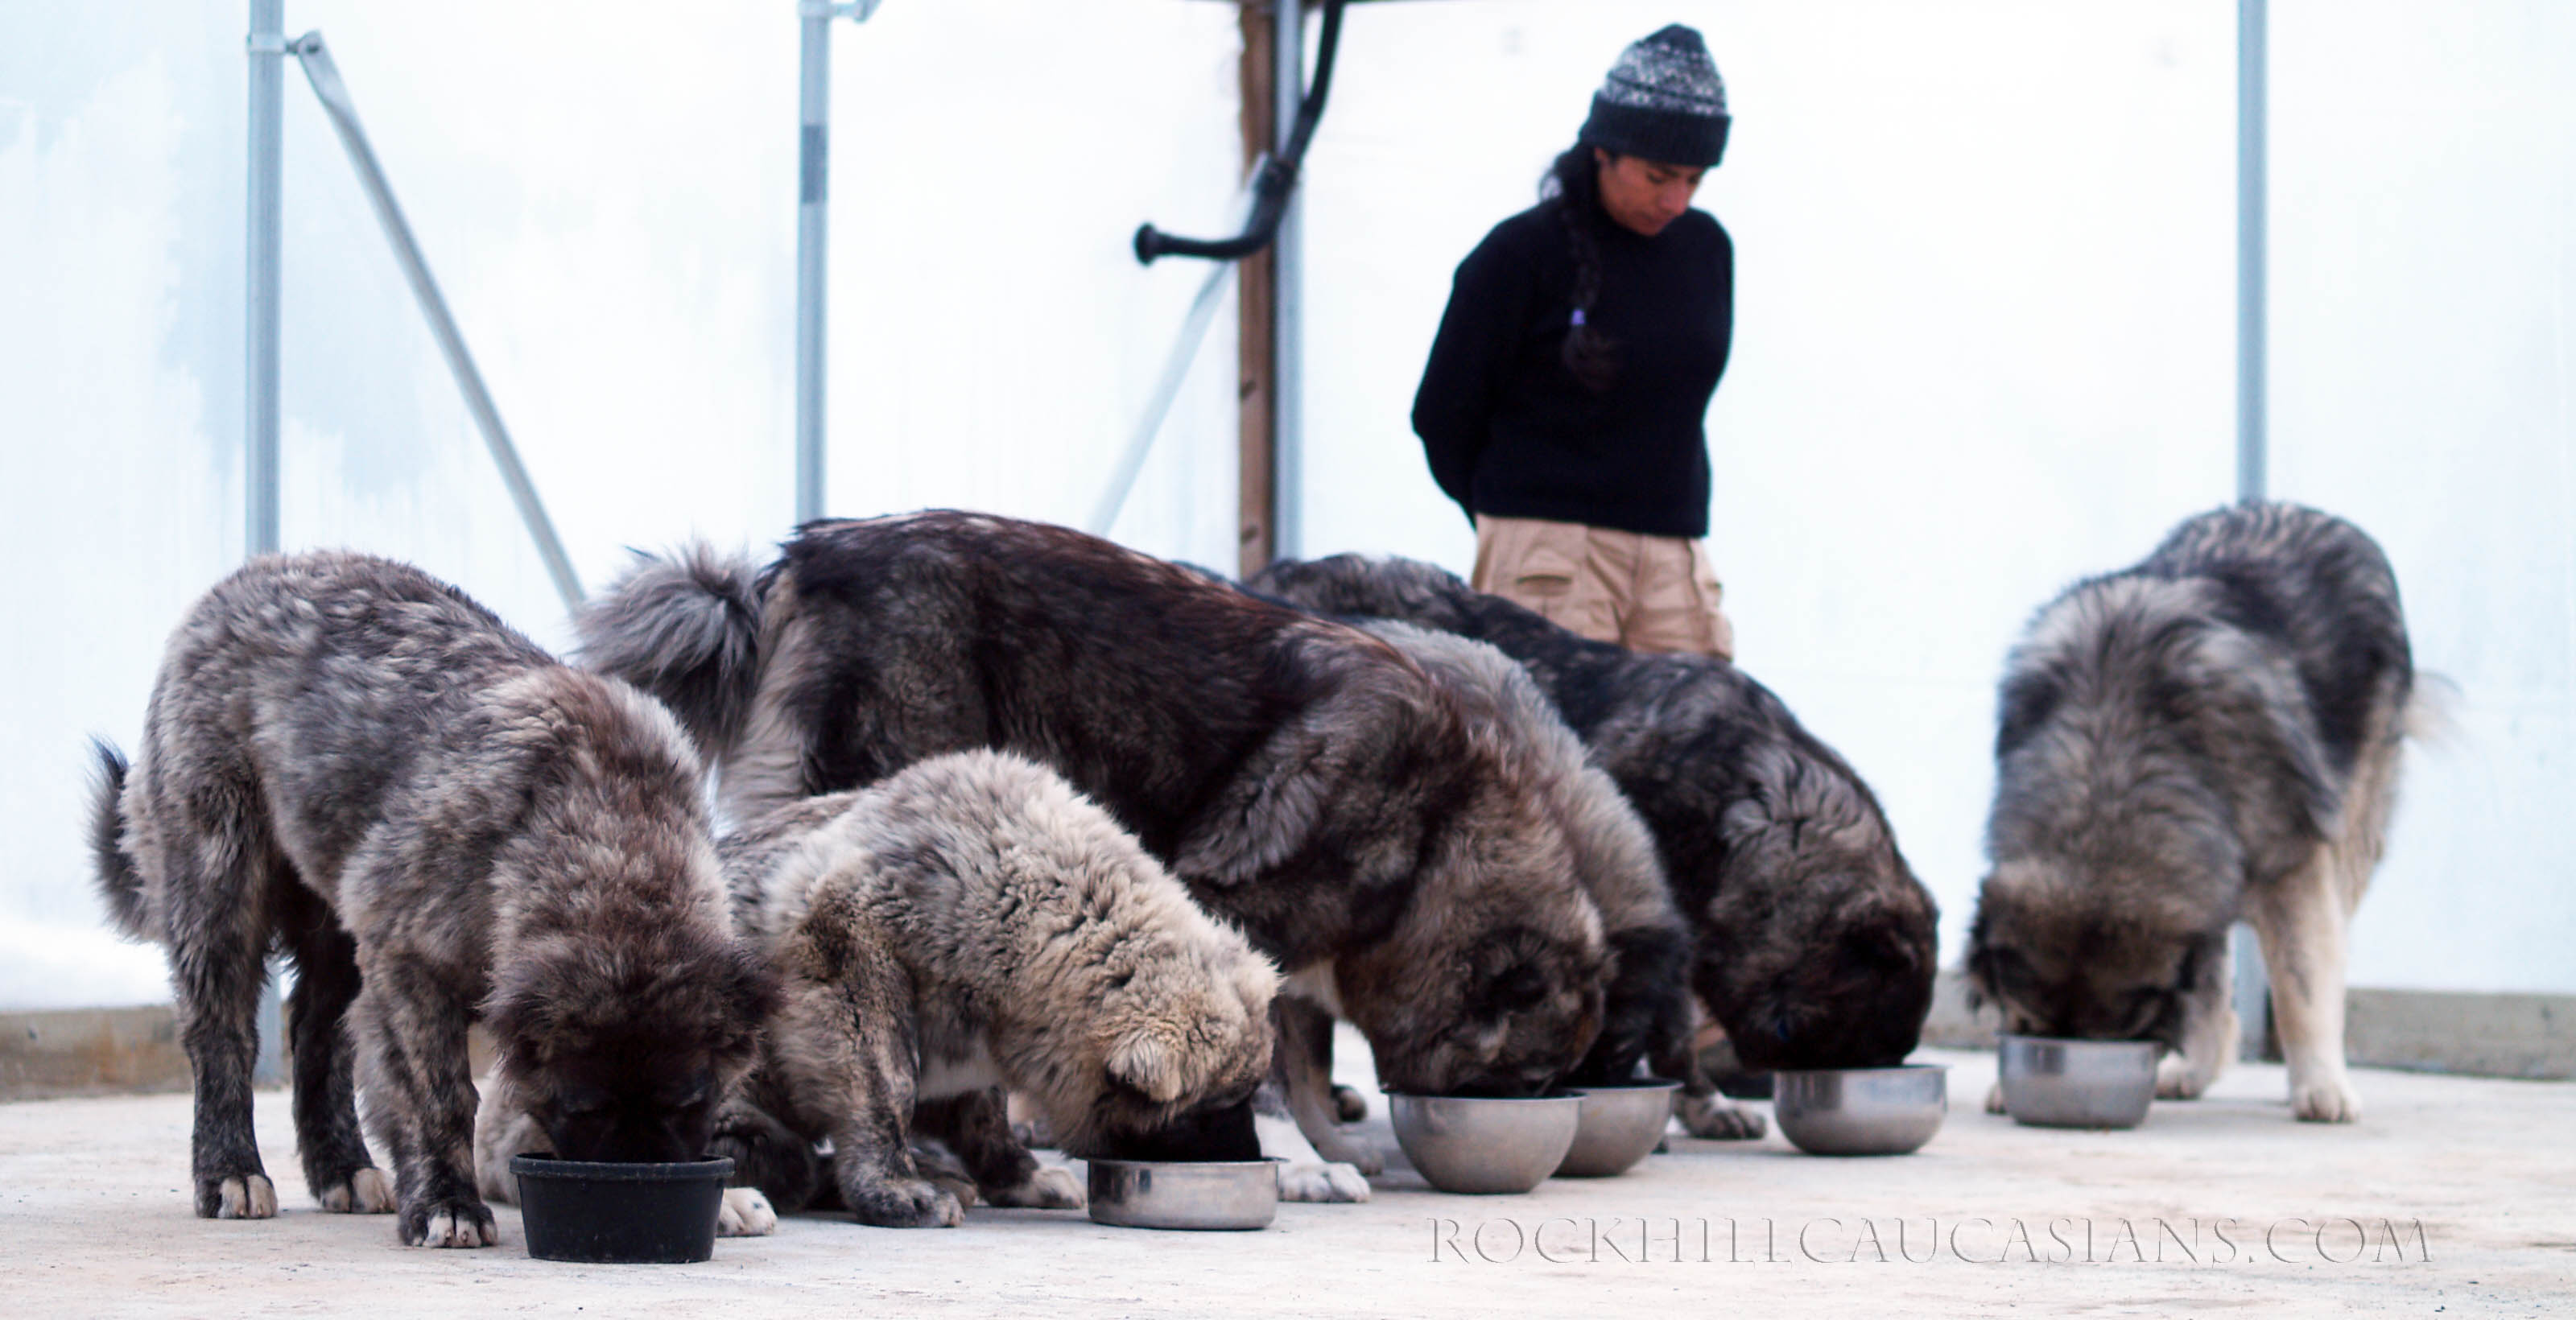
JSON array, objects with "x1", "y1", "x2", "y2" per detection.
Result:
[
  {"x1": 1249, "y1": 555, "x2": 1939, "y2": 1079},
  {"x1": 1966, "y1": 502, "x2": 2416, "y2": 1123},
  {"x1": 480, "y1": 750, "x2": 1278, "y2": 1227},
  {"x1": 92, "y1": 552, "x2": 775, "y2": 1245},
  {"x1": 1265, "y1": 620, "x2": 1698, "y2": 1166},
  {"x1": 577, "y1": 514, "x2": 1614, "y2": 1118}
]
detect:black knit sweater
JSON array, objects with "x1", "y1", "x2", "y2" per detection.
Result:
[{"x1": 1411, "y1": 201, "x2": 1732, "y2": 538}]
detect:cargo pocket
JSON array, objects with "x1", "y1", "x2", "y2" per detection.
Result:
[{"x1": 1690, "y1": 546, "x2": 1736, "y2": 661}]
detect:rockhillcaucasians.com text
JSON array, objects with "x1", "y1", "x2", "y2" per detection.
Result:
[{"x1": 1426, "y1": 1216, "x2": 2434, "y2": 1266}]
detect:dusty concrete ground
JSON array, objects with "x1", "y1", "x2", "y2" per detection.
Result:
[{"x1": 6, "y1": 1035, "x2": 2569, "y2": 1318}]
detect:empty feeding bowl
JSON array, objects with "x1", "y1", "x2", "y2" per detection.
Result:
[
  {"x1": 510, "y1": 1153, "x2": 733, "y2": 1263},
  {"x1": 1996, "y1": 1035, "x2": 2159, "y2": 1129},
  {"x1": 1087, "y1": 1158, "x2": 1278, "y2": 1231},
  {"x1": 1388, "y1": 1092, "x2": 1582, "y2": 1195},
  {"x1": 1773, "y1": 1064, "x2": 1948, "y2": 1156},
  {"x1": 1556, "y1": 1079, "x2": 1683, "y2": 1178}
]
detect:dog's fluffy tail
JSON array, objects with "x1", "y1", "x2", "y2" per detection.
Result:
[
  {"x1": 89, "y1": 739, "x2": 153, "y2": 941},
  {"x1": 576, "y1": 543, "x2": 767, "y2": 760}
]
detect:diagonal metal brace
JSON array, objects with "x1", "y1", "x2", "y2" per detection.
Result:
[{"x1": 287, "y1": 31, "x2": 587, "y2": 612}]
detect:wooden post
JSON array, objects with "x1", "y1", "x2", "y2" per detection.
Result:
[{"x1": 1236, "y1": 0, "x2": 1278, "y2": 578}]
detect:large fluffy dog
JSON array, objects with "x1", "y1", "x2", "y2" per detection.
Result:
[
  {"x1": 1249, "y1": 555, "x2": 1940, "y2": 1087},
  {"x1": 577, "y1": 513, "x2": 1618, "y2": 1188},
  {"x1": 1274, "y1": 618, "x2": 1702, "y2": 1163},
  {"x1": 91, "y1": 552, "x2": 776, "y2": 1246},
  {"x1": 1966, "y1": 502, "x2": 2416, "y2": 1123},
  {"x1": 480, "y1": 749, "x2": 1278, "y2": 1227}
]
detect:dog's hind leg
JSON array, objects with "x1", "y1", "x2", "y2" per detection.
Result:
[
  {"x1": 279, "y1": 888, "x2": 391, "y2": 1213},
  {"x1": 914, "y1": 1088, "x2": 1081, "y2": 1210},
  {"x1": 353, "y1": 961, "x2": 497, "y2": 1246},
  {"x1": 149, "y1": 789, "x2": 283, "y2": 1221},
  {"x1": 2248, "y1": 841, "x2": 2362, "y2": 1123}
]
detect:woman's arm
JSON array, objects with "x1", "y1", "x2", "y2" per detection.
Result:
[{"x1": 1412, "y1": 228, "x2": 1537, "y2": 520}]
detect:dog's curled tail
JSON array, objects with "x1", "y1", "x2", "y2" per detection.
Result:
[
  {"x1": 576, "y1": 543, "x2": 767, "y2": 761},
  {"x1": 88, "y1": 740, "x2": 153, "y2": 942}
]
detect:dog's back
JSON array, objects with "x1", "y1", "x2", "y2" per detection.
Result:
[{"x1": 1252, "y1": 554, "x2": 1939, "y2": 1073}]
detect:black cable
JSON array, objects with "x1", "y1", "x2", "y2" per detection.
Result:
[{"x1": 1133, "y1": 0, "x2": 1348, "y2": 265}]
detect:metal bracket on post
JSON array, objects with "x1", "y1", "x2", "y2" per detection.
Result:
[
  {"x1": 287, "y1": 31, "x2": 587, "y2": 612},
  {"x1": 794, "y1": 0, "x2": 886, "y2": 526}
]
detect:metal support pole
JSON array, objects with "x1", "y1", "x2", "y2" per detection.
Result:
[
  {"x1": 2236, "y1": 0, "x2": 2267, "y2": 504},
  {"x1": 290, "y1": 33, "x2": 586, "y2": 611},
  {"x1": 795, "y1": 3, "x2": 832, "y2": 525},
  {"x1": 792, "y1": 1, "x2": 884, "y2": 526},
  {"x1": 1271, "y1": 0, "x2": 1306, "y2": 559},
  {"x1": 2234, "y1": 0, "x2": 2273, "y2": 1062},
  {"x1": 246, "y1": 1, "x2": 284, "y2": 558}
]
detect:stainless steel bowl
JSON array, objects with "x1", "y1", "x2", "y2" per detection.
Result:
[
  {"x1": 1772, "y1": 1064, "x2": 1947, "y2": 1156},
  {"x1": 1086, "y1": 1157, "x2": 1279, "y2": 1231},
  {"x1": 1389, "y1": 1092, "x2": 1582, "y2": 1194},
  {"x1": 1556, "y1": 1079, "x2": 1682, "y2": 1178},
  {"x1": 1997, "y1": 1035, "x2": 2158, "y2": 1128}
]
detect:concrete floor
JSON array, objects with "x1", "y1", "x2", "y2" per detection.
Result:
[{"x1": 7, "y1": 1039, "x2": 2570, "y2": 1318}]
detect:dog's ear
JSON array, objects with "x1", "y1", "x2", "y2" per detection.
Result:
[
  {"x1": 1106, "y1": 1028, "x2": 1191, "y2": 1105},
  {"x1": 1170, "y1": 716, "x2": 1344, "y2": 886}
]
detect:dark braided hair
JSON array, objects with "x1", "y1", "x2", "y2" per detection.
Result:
[{"x1": 1539, "y1": 144, "x2": 1616, "y2": 391}]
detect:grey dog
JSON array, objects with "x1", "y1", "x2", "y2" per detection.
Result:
[
  {"x1": 575, "y1": 512, "x2": 1620, "y2": 1186},
  {"x1": 91, "y1": 551, "x2": 776, "y2": 1244},
  {"x1": 1249, "y1": 555, "x2": 1940, "y2": 1090},
  {"x1": 1967, "y1": 502, "x2": 2418, "y2": 1123}
]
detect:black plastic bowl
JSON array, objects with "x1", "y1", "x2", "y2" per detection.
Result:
[{"x1": 510, "y1": 1153, "x2": 735, "y2": 1264}]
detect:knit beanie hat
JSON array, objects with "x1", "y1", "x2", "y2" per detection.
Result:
[{"x1": 1578, "y1": 24, "x2": 1729, "y2": 168}]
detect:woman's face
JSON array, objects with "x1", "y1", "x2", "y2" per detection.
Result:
[{"x1": 1593, "y1": 150, "x2": 1707, "y2": 237}]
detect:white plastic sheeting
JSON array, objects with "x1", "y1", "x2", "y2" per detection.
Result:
[
  {"x1": 1, "y1": 2, "x2": 2568, "y2": 1007},
  {"x1": 0, "y1": 0, "x2": 1244, "y2": 1006},
  {"x1": 1299, "y1": 0, "x2": 2575, "y2": 994}
]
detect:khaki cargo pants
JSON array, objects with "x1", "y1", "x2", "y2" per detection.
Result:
[{"x1": 1472, "y1": 514, "x2": 1736, "y2": 659}]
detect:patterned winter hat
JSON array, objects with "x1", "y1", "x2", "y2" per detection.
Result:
[{"x1": 1578, "y1": 24, "x2": 1729, "y2": 167}]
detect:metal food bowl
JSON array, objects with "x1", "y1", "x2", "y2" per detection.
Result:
[
  {"x1": 1555, "y1": 1079, "x2": 1682, "y2": 1178},
  {"x1": 1086, "y1": 1157, "x2": 1279, "y2": 1231},
  {"x1": 1387, "y1": 1092, "x2": 1582, "y2": 1194},
  {"x1": 510, "y1": 1153, "x2": 733, "y2": 1264},
  {"x1": 1996, "y1": 1035, "x2": 2159, "y2": 1129},
  {"x1": 1773, "y1": 1064, "x2": 1948, "y2": 1156}
]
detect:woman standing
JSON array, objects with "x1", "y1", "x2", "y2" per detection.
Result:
[{"x1": 1413, "y1": 24, "x2": 1736, "y2": 658}]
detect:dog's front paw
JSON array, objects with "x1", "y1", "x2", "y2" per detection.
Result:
[
  {"x1": 2156, "y1": 1054, "x2": 2211, "y2": 1100},
  {"x1": 1984, "y1": 1081, "x2": 2007, "y2": 1115},
  {"x1": 2291, "y1": 1076, "x2": 2363, "y2": 1124},
  {"x1": 1674, "y1": 1093, "x2": 1766, "y2": 1141},
  {"x1": 848, "y1": 1177, "x2": 967, "y2": 1228},
  {"x1": 1331, "y1": 1083, "x2": 1368, "y2": 1125},
  {"x1": 402, "y1": 1199, "x2": 499, "y2": 1248},
  {"x1": 200, "y1": 1173, "x2": 279, "y2": 1220},
  {"x1": 981, "y1": 1165, "x2": 1084, "y2": 1211},
  {"x1": 1276, "y1": 1159, "x2": 1370, "y2": 1203},
  {"x1": 319, "y1": 1167, "x2": 396, "y2": 1214},
  {"x1": 717, "y1": 1187, "x2": 778, "y2": 1236}
]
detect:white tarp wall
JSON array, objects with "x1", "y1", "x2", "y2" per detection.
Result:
[
  {"x1": 1301, "y1": 0, "x2": 2575, "y2": 996},
  {"x1": 2, "y1": 2, "x2": 2568, "y2": 1008},
  {"x1": 0, "y1": 0, "x2": 1243, "y2": 1007}
]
